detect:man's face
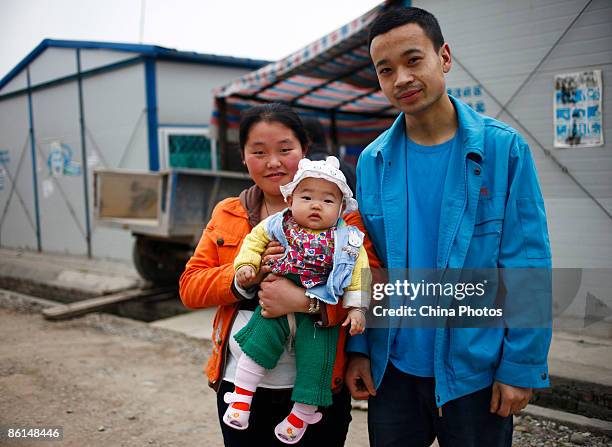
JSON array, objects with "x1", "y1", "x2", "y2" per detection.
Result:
[{"x1": 370, "y1": 23, "x2": 451, "y2": 116}]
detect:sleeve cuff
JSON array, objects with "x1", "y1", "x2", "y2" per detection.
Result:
[
  {"x1": 494, "y1": 358, "x2": 550, "y2": 388},
  {"x1": 234, "y1": 260, "x2": 260, "y2": 273},
  {"x1": 342, "y1": 290, "x2": 369, "y2": 309},
  {"x1": 346, "y1": 332, "x2": 369, "y2": 356},
  {"x1": 305, "y1": 284, "x2": 337, "y2": 305},
  {"x1": 232, "y1": 276, "x2": 257, "y2": 300}
]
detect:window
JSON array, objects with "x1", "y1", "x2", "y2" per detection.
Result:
[{"x1": 158, "y1": 127, "x2": 218, "y2": 170}]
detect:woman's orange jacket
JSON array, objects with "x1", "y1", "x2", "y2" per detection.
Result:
[{"x1": 179, "y1": 196, "x2": 381, "y2": 392}]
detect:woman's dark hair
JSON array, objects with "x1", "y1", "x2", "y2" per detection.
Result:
[
  {"x1": 239, "y1": 103, "x2": 309, "y2": 155},
  {"x1": 368, "y1": 7, "x2": 444, "y2": 51}
]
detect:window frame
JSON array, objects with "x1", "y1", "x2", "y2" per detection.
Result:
[{"x1": 157, "y1": 126, "x2": 217, "y2": 171}]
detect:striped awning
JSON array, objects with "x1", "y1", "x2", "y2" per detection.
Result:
[{"x1": 212, "y1": 0, "x2": 407, "y2": 149}]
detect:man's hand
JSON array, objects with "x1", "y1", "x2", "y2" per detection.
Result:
[
  {"x1": 490, "y1": 381, "x2": 532, "y2": 417},
  {"x1": 345, "y1": 353, "x2": 376, "y2": 400}
]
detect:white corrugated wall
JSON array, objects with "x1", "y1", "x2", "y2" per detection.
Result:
[
  {"x1": 0, "y1": 45, "x2": 261, "y2": 261},
  {"x1": 0, "y1": 47, "x2": 149, "y2": 260},
  {"x1": 415, "y1": 0, "x2": 612, "y2": 268}
]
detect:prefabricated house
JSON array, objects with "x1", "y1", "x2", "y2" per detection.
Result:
[{"x1": 0, "y1": 40, "x2": 267, "y2": 260}]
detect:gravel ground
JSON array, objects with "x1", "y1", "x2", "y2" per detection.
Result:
[
  {"x1": 1, "y1": 291, "x2": 610, "y2": 447},
  {"x1": 512, "y1": 416, "x2": 611, "y2": 446}
]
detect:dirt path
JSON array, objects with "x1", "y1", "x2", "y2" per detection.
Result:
[
  {"x1": 3, "y1": 296, "x2": 607, "y2": 447},
  {"x1": 0, "y1": 304, "x2": 369, "y2": 447}
]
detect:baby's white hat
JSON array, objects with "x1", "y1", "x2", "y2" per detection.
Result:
[{"x1": 280, "y1": 156, "x2": 358, "y2": 213}]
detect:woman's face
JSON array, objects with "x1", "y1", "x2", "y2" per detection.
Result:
[{"x1": 243, "y1": 121, "x2": 304, "y2": 197}]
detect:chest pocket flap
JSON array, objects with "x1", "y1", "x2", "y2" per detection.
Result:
[
  {"x1": 473, "y1": 196, "x2": 505, "y2": 236},
  {"x1": 209, "y1": 228, "x2": 242, "y2": 264},
  {"x1": 209, "y1": 228, "x2": 241, "y2": 247}
]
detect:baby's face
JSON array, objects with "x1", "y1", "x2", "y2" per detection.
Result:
[{"x1": 287, "y1": 177, "x2": 343, "y2": 230}]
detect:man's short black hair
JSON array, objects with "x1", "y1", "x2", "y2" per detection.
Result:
[{"x1": 368, "y1": 7, "x2": 445, "y2": 51}]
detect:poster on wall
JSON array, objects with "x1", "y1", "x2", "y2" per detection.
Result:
[
  {"x1": 46, "y1": 141, "x2": 81, "y2": 177},
  {"x1": 0, "y1": 150, "x2": 8, "y2": 191},
  {"x1": 554, "y1": 70, "x2": 603, "y2": 148}
]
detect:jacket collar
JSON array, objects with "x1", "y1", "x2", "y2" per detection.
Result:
[
  {"x1": 451, "y1": 95, "x2": 485, "y2": 160},
  {"x1": 371, "y1": 95, "x2": 485, "y2": 161},
  {"x1": 230, "y1": 185, "x2": 259, "y2": 226}
]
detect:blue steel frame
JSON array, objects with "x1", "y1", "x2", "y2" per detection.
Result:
[
  {"x1": 76, "y1": 49, "x2": 92, "y2": 257},
  {"x1": 0, "y1": 39, "x2": 268, "y2": 91},
  {"x1": 144, "y1": 58, "x2": 159, "y2": 171},
  {"x1": 25, "y1": 67, "x2": 41, "y2": 252}
]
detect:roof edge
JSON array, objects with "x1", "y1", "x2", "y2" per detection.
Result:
[{"x1": 0, "y1": 39, "x2": 269, "y2": 91}]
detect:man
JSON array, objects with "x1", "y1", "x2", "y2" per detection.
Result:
[{"x1": 345, "y1": 7, "x2": 552, "y2": 446}]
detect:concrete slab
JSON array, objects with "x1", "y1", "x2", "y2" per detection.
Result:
[
  {"x1": 549, "y1": 331, "x2": 612, "y2": 387},
  {"x1": 0, "y1": 248, "x2": 142, "y2": 296},
  {"x1": 150, "y1": 308, "x2": 216, "y2": 340},
  {"x1": 524, "y1": 404, "x2": 612, "y2": 436},
  {"x1": 353, "y1": 401, "x2": 612, "y2": 436}
]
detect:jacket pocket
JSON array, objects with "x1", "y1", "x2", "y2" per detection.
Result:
[
  {"x1": 449, "y1": 327, "x2": 503, "y2": 379},
  {"x1": 359, "y1": 194, "x2": 386, "y2": 263},
  {"x1": 209, "y1": 229, "x2": 242, "y2": 265},
  {"x1": 474, "y1": 196, "x2": 505, "y2": 228},
  {"x1": 517, "y1": 199, "x2": 550, "y2": 259},
  {"x1": 464, "y1": 197, "x2": 504, "y2": 267}
]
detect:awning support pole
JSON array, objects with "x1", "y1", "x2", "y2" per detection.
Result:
[
  {"x1": 330, "y1": 110, "x2": 338, "y2": 156},
  {"x1": 217, "y1": 97, "x2": 228, "y2": 170}
]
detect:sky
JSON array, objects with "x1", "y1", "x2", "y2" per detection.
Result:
[{"x1": 0, "y1": 0, "x2": 380, "y2": 78}]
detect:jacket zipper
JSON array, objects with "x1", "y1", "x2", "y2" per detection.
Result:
[
  {"x1": 442, "y1": 156, "x2": 469, "y2": 268},
  {"x1": 434, "y1": 155, "x2": 469, "y2": 407},
  {"x1": 215, "y1": 213, "x2": 254, "y2": 388}
]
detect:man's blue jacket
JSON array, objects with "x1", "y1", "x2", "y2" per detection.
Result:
[{"x1": 347, "y1": 96, "x2": 552, "y2": 407}]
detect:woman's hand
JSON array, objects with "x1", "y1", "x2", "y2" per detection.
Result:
[
  {"x1": 248, "y1": 241, "x2": 285, "y2": 286},
  {"x1": 258, "y1": 274, "x2": 309, "y2": 318},
  {"x1": 261, "y1": 240, "x2": 284, "y2": 267}
]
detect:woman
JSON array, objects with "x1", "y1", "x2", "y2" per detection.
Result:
[{"x1": 179, "y1": 103, "x2": 380, "y2": 446}]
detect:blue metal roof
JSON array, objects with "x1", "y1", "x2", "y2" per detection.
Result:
[{"x1": 0, "y1": 39, "x2": 270, "y2": 91}]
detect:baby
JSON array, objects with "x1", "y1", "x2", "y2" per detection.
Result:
[{"x1": 223, "y1": 156, "x2": 370, "y2": 444}]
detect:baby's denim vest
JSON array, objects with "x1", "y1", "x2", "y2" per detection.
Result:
[{"x1": 265, "y1": 210, "x2": 364, "y2": 305}]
